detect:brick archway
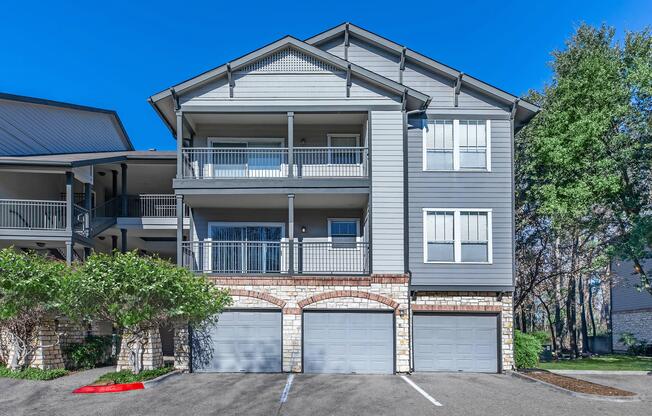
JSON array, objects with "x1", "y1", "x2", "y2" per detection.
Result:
[
  {"x1": 228, "y1": 289, "x2": 286, "y2": 308},
  {"x1": 297, "y1": 291, "x2": 399, "y2": 310}
]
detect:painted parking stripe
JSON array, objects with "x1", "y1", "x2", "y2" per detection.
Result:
[
  {"x1": 400, "y1": 375, "x2": 443, "y2": 407},
  {"x1": 279, "y1": 374, "x2": 295, "y2": 403}
]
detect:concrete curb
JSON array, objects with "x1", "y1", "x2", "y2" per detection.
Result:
[
  {"x1": 548, "y1": 369, "x2": 651, "y2": 376},
  {"x1": 142, "y1": 370, "x2": 182, "y2": 389},
  {"x1": 511, "y1": 372, "x2": 641, "y2": 402}
]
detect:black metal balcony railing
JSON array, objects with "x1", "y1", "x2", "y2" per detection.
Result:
[
  {"x1": 181, "y1": 147, "x2": 369, "y2": 179},
  {"x1": 181, "y1": 240, "x2": 370, "y2": 275}
]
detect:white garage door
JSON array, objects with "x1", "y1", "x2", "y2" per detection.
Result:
[
  {"x1": 303, "y1": 311, "x2": 394, "y2": 374},
  {"x1": 193, "y1": 310, "x2": 282, "y2": 372},
  {"x1": 414, "y1": 314, "x2": 498, "y2": 373}
]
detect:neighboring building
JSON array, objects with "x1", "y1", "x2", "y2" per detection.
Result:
[
  {"x1": 611, "y1": 259, "x2": 652, "y2": 351},
  {"x1": 1, "y1": 22, "x2": 539, "y2": 374}
]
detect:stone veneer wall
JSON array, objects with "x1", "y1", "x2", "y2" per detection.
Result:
[
  {"x1": 612, "y1": 309, "x2": 652, "y2": 351},
  {"x1": 2, "y1": 318, "x2": 65, "y2": 370},
  {"x1": 209, "y1": 275, "x2": 410, "y2": 373},
  {"x1": 411, "y1": 292, "x2": 514, "y2": 372},
  {"x1": 116, "y1": 328, "x2": 163, "y2": 372}
]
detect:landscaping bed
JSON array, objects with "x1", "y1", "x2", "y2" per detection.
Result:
[
  {"x1": 94, "y1": 366, "x2": 174, "y2": 385},
  {"x1": 539, "y1": 355, "x2": 652, "y2": 372},
  {"x1": 520, "y1": 370, "x2": 636, "y2": 397},
  {"x1": 0, "y1": 367, "x2": 69, "y2": 381}
]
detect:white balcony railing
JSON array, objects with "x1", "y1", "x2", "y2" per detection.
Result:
[
  {"x1": 0, "y1": 199, "x2": 67, "y2": 230},
  {"x1": 181, "y1": 240, "x2": 370, "y2": 275},
  {"x1": 181, "y1": 147, "x2": 368, "y2": 179}
]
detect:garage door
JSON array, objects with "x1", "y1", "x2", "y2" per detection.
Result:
[
  {"x1": 414, "y1": 314, "x2": 498, "y2": 373},
  {"x1": 193, "y1": 310, "x2": 281, "y2": 372},
  {"x1": 303, "y1": 311, "x2": 393, "y2": 374}
]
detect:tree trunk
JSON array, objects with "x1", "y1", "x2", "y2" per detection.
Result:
[
  {"x1": 578, "y1": 275, "x2": 590, "y2": 355},
  {"x1": 588, "y1": 278, "x2": 597, "y2": 337}
]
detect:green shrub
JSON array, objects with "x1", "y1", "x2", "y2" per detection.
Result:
[
  {"x1": 63, "y1": 335, "x2": 113, "y2": 370},
  {"x1": 619, "y1": 332, "x2": 649, "y2": 355},
  {"x1": 514, "y1": 330, "x2": 543, "y2": 369},
  {"x1": 0, "y1": 367, "x2": 68, "y2": 380},
  {"x1": 530, "y1": 331, "x2": 551, "y2": 346},
  {"x1": 96, "y1": 366, "x2": 173, "y2": 384}
]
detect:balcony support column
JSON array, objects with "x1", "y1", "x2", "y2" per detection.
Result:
[
  {"x1": 121, "y1": 228, "x2": 128, "y2": 253},
  {"x1": 111, "y1": 235, "x2": 118, "y2": 252},
  {"x1": 176, "y1": 112, "x2": 183, "y2": 179},
  {"x1": 65, "y1": 171, "x2": 74, "y2": 233},
  {"x1": 176, "y1": 195, "x2": 184, "y2": 266},
  {"x1": 65, "y1": 240, "x2": 73, "y2": 266},
  {"x1": 287, "y1": 112, "x2": 294, "y2": 178},
  {"x1": 120, "y1": 163, "x2": 128, "y2": 217},
  {"x1": 288, "y1": 193, "x2": 295, "y2": 274},
  {"x1": 111, "y1": 170, "x2": 118, "y2": 199}
]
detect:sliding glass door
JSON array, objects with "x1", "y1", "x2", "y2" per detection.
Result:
[{"x1": 210, "y1": 224, "x2": 284, "y2": 273}]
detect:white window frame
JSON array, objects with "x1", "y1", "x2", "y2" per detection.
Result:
[
  {"x1": 422, "y1": 119, "x2": 491, "y2": 172},
  {"x1": 327, "y1": 218, "x2": 361, "y2": 249},
  {"x1": 422, "y1": 208, "x2": 493, "y2": 264},
  {"x1": 326, "y1": 134, "x2": 361, "y2": 165}
]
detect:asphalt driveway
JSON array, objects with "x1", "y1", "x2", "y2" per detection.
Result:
[{"x1": 0, "y1": 369, "x2": 650, "y2": 416}]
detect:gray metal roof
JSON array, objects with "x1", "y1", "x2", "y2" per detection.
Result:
[
  {"x1": 0, "y1": 150, "x2": 175, "y2": 168},
  {"x1": 0, "y1": 93, "x2": 134, "y2": 156},
  {"x1": 305, "y1": 23, "x2": 540, "y2": 120}
]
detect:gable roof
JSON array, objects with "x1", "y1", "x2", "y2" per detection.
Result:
[
  {"x1": 0, "y1": 92, "x2": 133, "y2": 156},
  {"x1": 149, "y1": 36, "x2": 432, "y2": 135},
  {"x1": 305, "y1": 23, "x2": 540, "y2": 121}
]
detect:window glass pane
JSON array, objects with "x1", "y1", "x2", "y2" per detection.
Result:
[
  {"x1": 461, "y1": 243, "x2": 488, "y2": 262},
  {"x1": 460, "y1": 150, "x2": 486, "y2": 169},
  {"x1": 444, "y1": 122, "x2": 453, "y2": 149},
  {"x1": 460, "y1": 212, "x2": 488, "y2": 242},
  {"x1": 330, "y1": 220, "x2": 357, "y2": 236},
  {"x1": 428, "y1": 242, "x2": 455, "y2": 262},
  {"x1": 331, "y1": 136, "x2": 357, "y2": 147},
  {"x1": 427, "y1": 151, "x2": 453, "y2": 170},
  {"x1": 459, "y1": 122, "x2": 468, "y2": 147},
  {"x1": 477, "y1": 121, "x2": 486, "y2": 146},
  {"x1": 426, "y1": 211, "x2": 454, "y2": 243}
]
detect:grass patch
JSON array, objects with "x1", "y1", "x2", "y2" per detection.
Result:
[
  {"x1": 96, "y1": 366, "x2": 173, "y2": 384},
  {"x1": 0, "y1": 367, "x2": 69, "y2": 380},
  {"x1": 539, "y1": 354, "x2": 652, "y2": 371}
]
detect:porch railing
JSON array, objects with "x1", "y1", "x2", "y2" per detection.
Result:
[
  {"x1": 181, "y1": 240, "x2": 369, "y2": 275},
  {"x1": 181, "y1": 147, "x2": 368, "y2": 179},
  {"x1": 72, "y1": 204, "x2": 91, "y2": 237},
  {"x1": 125, "y1": 194, "x2": 185, "y2": 217},
  {"x1": 0, "y1": 199, "x2": 67, "y2": 230}
]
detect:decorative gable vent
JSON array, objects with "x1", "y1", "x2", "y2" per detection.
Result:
[{"x1": 238, "y1": 47, "x2": 339, "y2": 73}]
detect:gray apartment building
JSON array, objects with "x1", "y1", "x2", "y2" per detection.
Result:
[{"x1": 0, "y1": 23, "x2": 538, "y2": 374}]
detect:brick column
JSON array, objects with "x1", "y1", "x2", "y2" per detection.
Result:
[
  {"x1": 173, "y1": 322, "x2": 190, "y2": 372},
  {"x1": 282, "y1": 310, "x2": 302, "y2": 372},
  {"x1": 116, "y1": 328, "x2": 163, "y2": 372}
]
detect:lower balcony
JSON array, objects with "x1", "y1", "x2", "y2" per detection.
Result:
[
  {"x1": 181, "y1": 240, "x2": 370, "y2": 275},
  {"x1": 0, "y1": 198, "x2": 90, "y2": 237}
]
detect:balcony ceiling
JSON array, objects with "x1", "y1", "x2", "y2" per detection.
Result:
[
  {"x1": 186, "y1": 112, "x2": 367, "y2": 128},
  {"x1": 184, "y1": 193, "x2": 368, "y2": 209}
]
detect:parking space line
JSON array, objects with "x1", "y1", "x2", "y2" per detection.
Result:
[
  {"x1": 400, "y1": 375, "x2": 443, "y2": 407},
  {"x1": 279, "y1": 374, "x2": 295, "y2": 403}
]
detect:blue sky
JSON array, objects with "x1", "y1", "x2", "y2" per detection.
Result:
[{"x1": 1, "y1": 0, "x2": 650, "y2": 150}]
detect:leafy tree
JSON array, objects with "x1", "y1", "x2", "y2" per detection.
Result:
[
  {"x1": 0, "y1": 248, "x2": 69, "y2": 370},
  {"x1": 64, "y1": 251, "x2": 231, "y2": 374}
]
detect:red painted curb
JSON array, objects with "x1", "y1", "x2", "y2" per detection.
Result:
[{"x1": 73, "y1": 382, "x2": 144, "y2": 394}]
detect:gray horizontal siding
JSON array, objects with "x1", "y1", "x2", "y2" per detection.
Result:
[
  {"x1": 370, "y1": 110, "x2": 404, "y2": 274},
  {"x1": 407, "y1": 115, "x2": 513, "y2": 288},
  {"x1": 612, "y1": 259, "x2": 652, "y2": 312},
  {"x1": 0, "y1": 99, "x2": 129, "y2": 156},
  {"x1": 347, "y1": 37, "x2": 400, "y2": 82},
  {"x1": 402, "y1": 63, "x2": 454, "y2": 107}
]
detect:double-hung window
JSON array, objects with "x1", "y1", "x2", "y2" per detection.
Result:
[
  {"x1": 328, "y1": 218, "x2": 359, "y2": 248},
  {"x1": 423, "y1": 119, "x2": 491, "y2": 171},
  {"x1": 424, "y1": 120, "x2": 454, "y2": 170},
  {"x1": 423, "y1": 209, "x2": 492, "y2": 263}
]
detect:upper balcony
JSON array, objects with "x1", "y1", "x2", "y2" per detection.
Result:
[
  {"x1": 0, "y1": 198, "x2": 90, "y2": 238},
  {"x1": 173, "y1": 112, "x2": 371, "y2": 191},
  {"x1": 181, "y1": 146, "x2": 368, "y2": 179}
]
